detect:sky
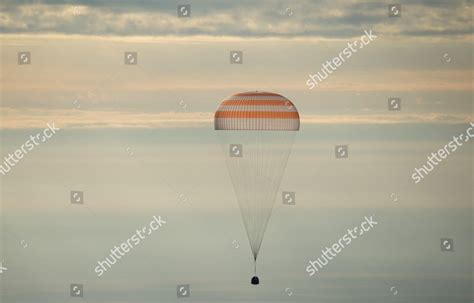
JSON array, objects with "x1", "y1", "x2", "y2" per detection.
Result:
[
  {"x1": 0, "y1": 1, "x2": 473, "y2": 302},
  {"x1": 0, "y1": 0, "x2": 472, "y2": 129}
]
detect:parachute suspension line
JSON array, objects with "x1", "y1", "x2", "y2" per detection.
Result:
[
  {"x1": 255, "y1": 130, "x2": 260, "y2": 258},
  {"x1": 254, "y1": 259, "x2": 257, "y2": 275},
  {"x1": 219, "y1": 129, "x2": 297, "y2": 280}
]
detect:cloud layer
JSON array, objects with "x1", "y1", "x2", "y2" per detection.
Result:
[
  {"x1": 0, "y1": 0, "x2": 472, "y2": 38},
  {"x1": 1, "y1": 107, "x2": 471, "y2": 129},
  {"x1": 1, "y1": 1, "x2": 472, "y2": 129}
]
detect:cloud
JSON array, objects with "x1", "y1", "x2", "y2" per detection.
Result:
[
  {"x1": 1, "y1": 107, "x2": 471, "y2": 129},
  {"x1": 301, "y1": 113, "x2": 473, "y2": 125},
  {"x1": 0, "y1": 108, "x2": 214, "y2": 129},
  {"x1": 0, "y1": 0, "x2": 471, "y2": 38}
]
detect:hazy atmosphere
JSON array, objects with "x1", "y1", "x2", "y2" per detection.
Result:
[{"x1": 0, "y1": 1, "x2": 472, "y2": 302}]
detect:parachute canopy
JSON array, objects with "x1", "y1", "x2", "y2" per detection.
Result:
[
  {"x1": 214, "y1": 91, "x2": 300, "y2": 131},
  {"x1": 215, "y1": 92, "x2": 300, "y2": 282}
]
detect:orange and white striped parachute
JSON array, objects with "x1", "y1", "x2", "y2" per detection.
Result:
[
  {"x1": 215, "y1": 91, "x2": 300, "y2": 285},
  {"x1": 214, "y1": 91, "x2": 300, "y2": 131}
]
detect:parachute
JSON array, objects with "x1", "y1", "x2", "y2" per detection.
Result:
[{"x1": 215, "y1": 91, "x2": 300, "y2": 285}]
